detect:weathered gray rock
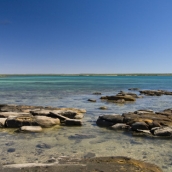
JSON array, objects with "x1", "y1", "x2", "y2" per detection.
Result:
[
  {"x1": 110, "y1": 123, "x2": 130, "y2": 130},
  {"x1": 35, "y1": 116, "x2": 60, "y2": 127},
  {"x1": 19, "y1": 126, "x2": 43, "y2": 132},
  {"x1": 152, "y1": 127, "x2": 172, "y2": 136}
]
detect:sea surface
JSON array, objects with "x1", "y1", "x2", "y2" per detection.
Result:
[{"x1": 0, "y1": 75, "x2": 172, "y2": 171}]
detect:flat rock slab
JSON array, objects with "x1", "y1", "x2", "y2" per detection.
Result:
[
  {"x1": 2, "y1": 156, "x2": 162, "y2": 172},
  {"x1": 19, "y1": 126, "x2": 43, "y2": 132}
]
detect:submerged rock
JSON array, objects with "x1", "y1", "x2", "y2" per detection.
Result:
[
  {"x1": 87, "y1": 99, "x2": 96, "y2": 102},
  {"x1": 2, "y1": 156, "x2": 163, "y2": 172},
  {"x1": 19, "y1": 126, "x2": 43, "y2": 132}
]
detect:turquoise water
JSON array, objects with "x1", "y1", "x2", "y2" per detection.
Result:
[{"x1": 0, "y1": 75, "x2": 172, "y2": 171}]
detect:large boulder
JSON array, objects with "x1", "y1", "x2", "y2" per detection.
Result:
[{"x1": 35, "y1": 116, "x2": 60, "y2": 127}]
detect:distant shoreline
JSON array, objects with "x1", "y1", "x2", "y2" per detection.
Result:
[{"x1": 1, "y1": 73, "x2": 172, "y2": 77}]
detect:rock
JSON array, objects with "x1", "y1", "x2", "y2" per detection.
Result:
[
  {"x1": 65, "y1": 119, "x2": 82, "y2": 126},
  {"x1": 99, "y1": 114, "x2": 124, "y2": 123},
  {"x1": 46, "y1": 157, "x2": 56, "y2": 163},
  {"x1": 96, "y1": 118, "x2": 114, "y2": 127},
  {"x1": 36, "y1": 143, "x2": 51, "y2": 149},
  {"x1": 0, "y1": 118, "x2": 7, "y2": 127},
  {"x1": 105, "y1": 95, "x2": 135, "y2": 101},
  {"x1": 152, "y1": 127, "x2": 172, "y2": 136},
  {"x1": 19, "y1": 126, "x2": 43, "y2": 132},
  {"x1": 74, "y1": 113, "x2": 84, "y2": 119},
  {"x1": 139, "y1": 90, "x2": 172, "y2": 96},
  {"x1": 110, "y1": 123, "x2": 130, "y2": 130},
  {"x1": 114, "y1": 99, "x2": 125, "y2": 103},
  {"x1": 0, "y1": 112, "x2": 30, "y2": 118},
  {"x1": 68, "y1": 134, "x2": 96, "y2": 140},
  {"x1": 131, "y1": 122, "x2": 149, "y2": 131},
  {"x1": 5, "y1": 115, "x2": 38, "y2": 128},
  {"x1": 7, "y1": 148, "x2": 15, "y2": 153},
  {"x1": 128, "y1": 88, "x2": 140, "y2": 91},
  {"x1": 100, "y1": 96, "x2": 108, "y2": 99},
  {"x1": 92, "y1": 92, "x2": 101, "y2": 95},
  {"x1": 132, "y1": 130, "x2": 152, "y2": 137},
  {"x1": 99, "y1": 106, "x2": 107, "y2": 110},
  {"x1": 87, "y1": 99, "x2": 96, "y2": 102},
  {"x1": 35, "y1": 116, "x2": 60, "y2": 127},
  {"x1": 134, "y1": 109, "x2": 154, "y2": 114},
  {"x1": 49, "y1": 112, "x2": 68, "y2": 122},
  {"x1": 83, "y1": 152, "x2": 96, "y2": 159},
  {"x1": 60, "y1": 111, "x2": 78, "y2": 119},
  {"x1": 2, "y1": 156, "x2": 163, "y2": 172},
  {"x1": 30, "y1": 110, "x2": 53, "y2": 116}
]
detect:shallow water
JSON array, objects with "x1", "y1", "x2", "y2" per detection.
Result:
[{"x1": 0, "y1": 75, "x2": 172, "y2": 171}]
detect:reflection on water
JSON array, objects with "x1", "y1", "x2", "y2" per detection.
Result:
[{"x1": 0, "y1": 76, "x2": 172, "y2": 171}]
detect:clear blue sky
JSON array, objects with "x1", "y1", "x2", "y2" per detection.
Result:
[{"x1": 0, "y1": 0, "x2": 172, "y2": 74}]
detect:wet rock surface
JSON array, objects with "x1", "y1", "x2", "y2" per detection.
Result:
[
  {"x1": 97, "y1": 108, "x2": 172, "y2": 137},
  {"x1": 1, "y1": 156, "x2": 162, "y2": 172},
  {"x1": 140, "y1": 89, "x2": 172, "y2": 96},
  {"x1": 100, "y1": 91, "x2": 142, "y2": 103},
  {"x1": 0, "y1": 104, "x2": 86, "y2": 131}
]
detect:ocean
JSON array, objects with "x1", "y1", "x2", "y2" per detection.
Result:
[{"x1": 0, "y1": 75, "x2": 172, "y2": 171}]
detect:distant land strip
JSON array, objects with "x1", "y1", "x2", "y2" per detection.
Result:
[{"x1": 1, "y1": 73, "x2": 172, "y2": 77}]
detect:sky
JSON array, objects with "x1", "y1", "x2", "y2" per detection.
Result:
[{"x1": 0, "y1": 0, "x2": 172, "y2": 74}]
